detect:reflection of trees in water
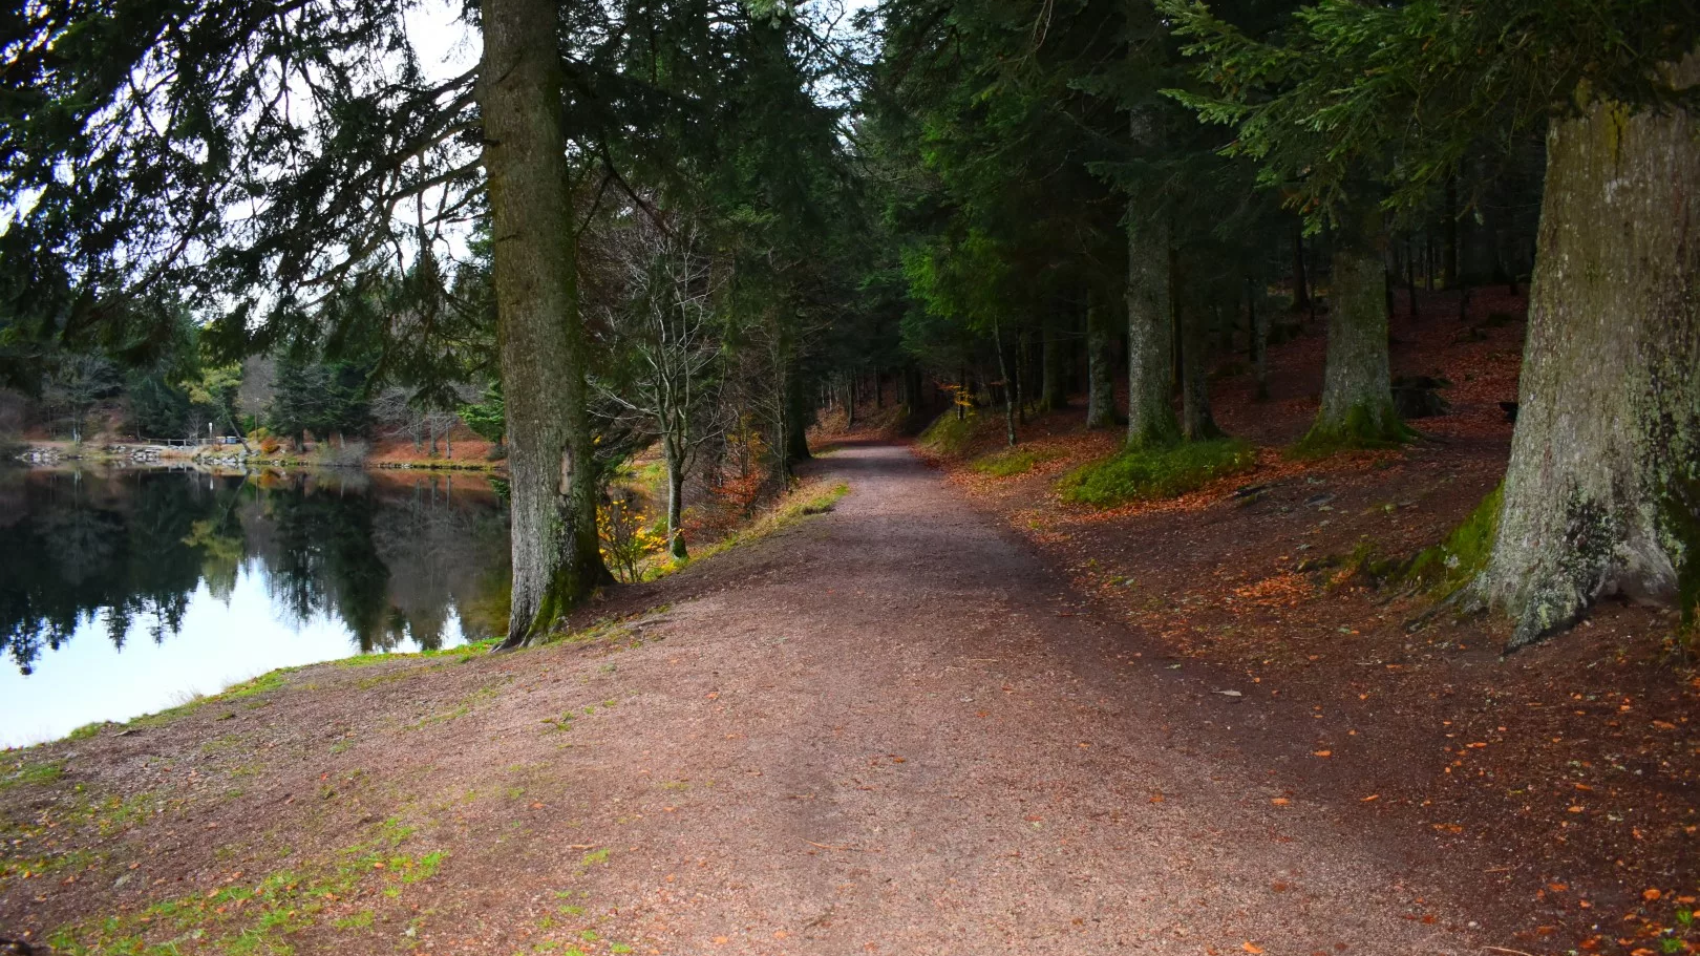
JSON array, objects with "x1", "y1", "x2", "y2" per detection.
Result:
[
  {"x1": 0, "y1": 469, "x2": 510, "y2": 671},
  {"x1": 0, "y1": 471, "x2": 225, "y2": 672},
  {"x1": 369, "y1": 475, "x2": 511, "y2": 648}
]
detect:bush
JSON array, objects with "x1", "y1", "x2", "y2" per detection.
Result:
[{"x1": 1057, "y1": 439, "x2": 1256, "y2": 507}]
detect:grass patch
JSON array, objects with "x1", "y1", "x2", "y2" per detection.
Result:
[
  {"x1": 649, "y1": 480, "x2": 850, "y2": 577},
  {"x1": 1058, "y1": 439, "x2": 1256, "y2": 507},
  {"x1": 917, "y1": 411, "x2": 982, "y2": 457},
  {"x1": 46, "y1": 829, "x2": 450, "y2": 955},
  {"x1": 0, "y1": 760, "x2": 64, "y2": 791},
  {"x1": 970, "y1": 445, "x2": 1064, "y2": 478}
]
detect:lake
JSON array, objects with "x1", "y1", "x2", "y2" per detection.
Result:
[{"x1": 0, "y1": 466, "x2": 511, "y2": 749}]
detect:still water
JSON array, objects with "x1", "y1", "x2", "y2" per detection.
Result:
[{"x1": 0, "y1": 466, "x2": 511, "y2": 749}]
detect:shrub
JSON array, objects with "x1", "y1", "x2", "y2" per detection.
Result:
[{"x1": 1057, "y1": 439, "x2": 1256, "y2": 507}]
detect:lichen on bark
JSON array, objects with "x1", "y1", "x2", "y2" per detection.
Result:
[{"x1": 1467, "y1": 56, "x2": 1700, "y2": 648}]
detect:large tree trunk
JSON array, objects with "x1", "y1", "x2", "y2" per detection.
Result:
[
  {"x1": 1470, "y1": 64, "x2": 1700, "y2": 647},
  {"x1": 482, "y1": 0, "x2": 610, "y2": 650},
  {"x1": 1085, "y1": 293, "x2": 1116, "y2": 429},
  {"x1": 1126, "y1": 208, "x2": 1178, "y2": 448},
  {"x1": 1299, "y1": 214, "x2": 1407, "y2": 450}
]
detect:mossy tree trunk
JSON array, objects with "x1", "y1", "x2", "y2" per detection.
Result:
[
  {"x1": 1300, "y1": 213, "x2": 1408, "y2": 450},
  {"x1": 483, "y1": 0, "x2": 611, "y2": 650},
  {"x1": 1470, "y1": 62, "x2": 1700, "y2": 647},
  {"x1": 1126, "y1": 206, "x2": 1179, "y2": 449},
  {"x1": 1085, "y1": 292, "x2": 1117, "y2": 429}
]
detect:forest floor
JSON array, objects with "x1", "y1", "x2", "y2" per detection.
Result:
[{"x1": 3, "y1": 290, "x2": 1697, "y2": 956}]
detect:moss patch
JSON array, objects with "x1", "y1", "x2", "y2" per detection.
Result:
[
  {"x1": 970, "y1": 446, "x2": 1064, "y2": 478},
  {"x1": 917, "y1": 411, "x2": 982, "y2": 457},
  {"x1": 1290, "y1": 402, "x2": 1416, "y2": 458},
  {"x1": 1406, "y1": 484, "x2": 1503, "y2": 596},
  {"x1": 1057, "y1": 439, "x2": 1256, "y2": 507}
]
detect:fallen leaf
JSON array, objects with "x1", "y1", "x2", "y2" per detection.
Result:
[
  {"x1": 1313, "y1": 750, "x2": 1332, "y2": 758},
  {"x1": 1243, "y1": 944, "x2": 1265, "y2": 954}
]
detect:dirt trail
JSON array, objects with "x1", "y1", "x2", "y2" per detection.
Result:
[{"x1": 6, "y1": 440, "x2": 1486, "y2": 955}]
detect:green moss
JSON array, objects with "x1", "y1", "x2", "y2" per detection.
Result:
[
  {"x1": 969, "y1": 446, "x2": 1064, "y2": 477},
  {"x1": 1406, "y1": 484, "x2": 1503, "y2": 596},
  {"x1": 1290, "y1": 402, "x2": 1416, "y2": 458},
  {"x1": 917, "y1": 410, "x2": 982, "y2": 456},
  {"x1": 1057, "y1": 439, "x2": 1257, "y2": 507},
  {"x1": 1663, "y1": 472, "x2": 1700, "y2": 625},
  {"x1": 67, "y1": 722, "x2": 113, "y2": 741}
]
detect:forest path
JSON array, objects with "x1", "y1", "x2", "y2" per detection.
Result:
[
  {"x1": 4, "y1": 440, "x2": 1489, "y2": 955},
  {"x1": 486, "y1": 439, "x2": 1477, "y2": 955}
]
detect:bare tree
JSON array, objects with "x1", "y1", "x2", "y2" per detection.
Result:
[{"x1": 595, "y1": 215, "x2": 728, "y2": 560}]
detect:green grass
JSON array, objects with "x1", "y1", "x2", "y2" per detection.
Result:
[
  {"x1": 970, "y1": 445, "x2": 1065, "y2": 477},
  {"x1": 652, "y1": 481, "x2": 850, "y2": 574},
  {"x1": 917, "y1": 411, "x2": 982, "y2": 456},
  {"x1": 46, "y1": 826, "x2": 448, "y2": 955},
  {"x1": 1, "y1": 760, "x2": 64, "y2": 791},
  {"x1": 1057, "y1": 439, "x2": 1256, "y2": 507}
]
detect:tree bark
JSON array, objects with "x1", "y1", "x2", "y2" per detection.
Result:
[
  {"x1": 1039, "y1": 311, "x2": 1065, "y2": 411},
  {"x1": 664, "y1": 438, "x2": 688, "y2": 560},
  {"x1": 992, "y1": 315, "x2": 1017, "y2": 447},
  {"x1": 1470, "y1": 61, "x2": 1700, "y2": 647},
  {"x1": 1300, "y1": 213, "x2": 1407, "y2": 450},
  {"x1": 1085, "y1": 293, "x2": 1116, "y2": 429},
  {"x1": 482, "y1": 0, "x2": 610, "y2": 650},
  {"x1": 1181, "y1": 307, "x2": 1220, "y2": 440},
  {"x1": 1249, "y1": 277, "x2": 1270, "y2": 401},
  {"x1": 1126, "y1": 207, "x2": 1178, "y2": 448}
]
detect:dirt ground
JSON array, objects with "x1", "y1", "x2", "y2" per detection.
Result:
[{"x1": 3, "y1": 291, "x2": 1697, "y2": 956}]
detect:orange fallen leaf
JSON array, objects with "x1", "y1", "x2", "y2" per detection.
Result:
[
  {"x1": 1642, "y1": 888, "x2": 1661, "y2": 901},
  {"x1": 1271, "y1": 798, "x2": 1290, "y2": 806},
  {"x1": 1243, "y1": 944, "x2": 1264, "y2": 954},
  {"x1": 1360, "y1": 794, "x2": 1379, "y2": 802},
  {"x1": 1313, "y1": 750, "x2": 1332, "y2": 758}
]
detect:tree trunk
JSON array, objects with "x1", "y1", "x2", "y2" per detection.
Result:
[
  {"x1": 786, "y1": 372, "x2": 812, "y2": 464},
  {"x1": 664, "y1": 439, "x2": 687, "y2": 560},
  {"x1": 482, "y1": 0, "x2": 611, "y2": 650},
  {"x1": 992, "y1": 316, "x2": 1017, "y2": 447},
  {"x1": 1040, "y1": 312, "x2": 1065, "y2": 411},
  {"x1": 1249, "y1": 278, "x2": 1270, "y2": 401},
  {"x1": 1126, "y1": 208, "x2": 1178, "y2": 448},
  {"x1": 1290, "y1": 222, "x2": 1310, "y2": 313},
  {"x1": 1470, "y1": 62, "x2": 1700, "y2": 647},
  {"x1": 843, "y1": 373, "x2": 856, "y2": 431},
  {"x1": 1085, "y1": 293, "x2": 1116, "y2": 430},
  {"x1": 1179, "y1": 297, "x2": 1221, "y2": 441},
  {"x1": 1300, "y1": 214, "x2": 1408, "y2": 451},
  {"x1": 1443, "y1": 172, "x2": 1460, "y2": 289}
]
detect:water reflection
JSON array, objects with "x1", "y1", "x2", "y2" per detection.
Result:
[{"x1": 0, "y1": 467, "x2": 510, "y2": 747}]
